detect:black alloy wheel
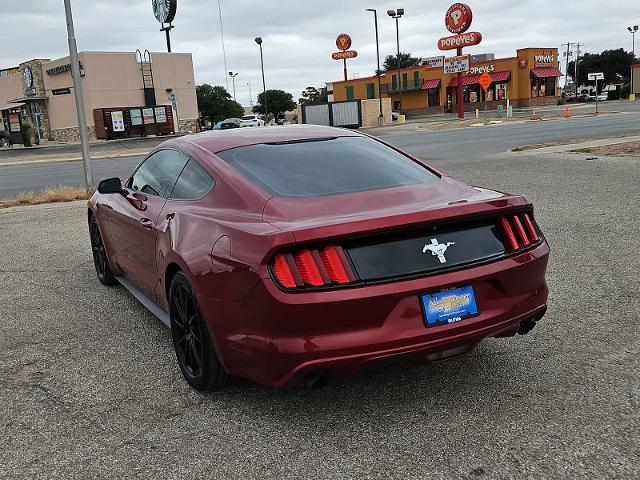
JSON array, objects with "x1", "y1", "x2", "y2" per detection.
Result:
[
  {"x1": 169, "y1": 272, "x2": 231, "y2": 390},
  {"x1": 89, "y1": 215, "x2": 115, "y2": 285}
]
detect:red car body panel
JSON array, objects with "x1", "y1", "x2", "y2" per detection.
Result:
[{"x1": 89, "y1": 125, "x2": 550, "y2": 387}]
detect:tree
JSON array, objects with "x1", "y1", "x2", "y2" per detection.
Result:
[
  {"x1": 196, "y1": 84, "x2": 244, "y2": 123},
  {"x1": 383, "y1": 52, "x2": 422, "y2": 71},
  {"x1": 567, "y1": 49, "x2": 636, "y2": 88},
  {"x1": 299, "y1": 86, "x2": 328, "y2": 105},
  {"x1": 253, "y1": 89, "x2": 296, "y2": 121}
]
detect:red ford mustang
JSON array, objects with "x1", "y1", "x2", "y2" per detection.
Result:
[{"x1": 88, "y1": 125, "x2": 549, "y2": 390}]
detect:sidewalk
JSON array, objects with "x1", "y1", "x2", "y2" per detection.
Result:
[{"x1": 0, "y1": 134, "x2": 177, "y2": 166}]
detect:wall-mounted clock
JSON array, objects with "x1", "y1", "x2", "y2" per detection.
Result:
[{"x1": 152, "y1": 0, "x2": 177, "y2": 24}]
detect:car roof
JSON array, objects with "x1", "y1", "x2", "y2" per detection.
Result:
[{"x1": 172, "y1": 125, "x2": 362, "y2": 155}]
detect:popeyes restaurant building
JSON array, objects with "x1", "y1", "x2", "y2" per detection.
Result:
[
  {"x1": 330, "y1": 48, "x2": 562, "y2": 116},
  {"x1": 0, "y1": 51, "x2": 199, "y2": 144}
]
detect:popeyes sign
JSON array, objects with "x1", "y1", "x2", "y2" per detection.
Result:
[
  {"x1": 438, "y1": 31, "x2": 482, "y2": 50},
  {"x1": 438, "y1": 3, "x2": 482, "y2": 51},
  {"x1": 445, "y1": 3, "x2": 473, "y2": 33}
]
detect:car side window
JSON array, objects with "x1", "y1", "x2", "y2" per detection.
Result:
[
  {"x1": 129, "y1": 150, "x2": 189, "y2": 197},
  {"x1": 169, "y1": 159, "x2": 215, "y2": 200}
]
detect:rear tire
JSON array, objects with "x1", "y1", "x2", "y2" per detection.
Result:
[
  {"x1": 89, "y1": 215, "x2": 116, "y2": 286},
  {"x1": 169, "y1": 272, "x2": 231, "y2": 390}
]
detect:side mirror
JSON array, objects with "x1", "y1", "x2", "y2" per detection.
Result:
[{"x1": 97, "y1": 177, "x2": 124, "y2": 195}]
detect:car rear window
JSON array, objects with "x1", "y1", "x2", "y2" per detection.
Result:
[{"x1": 217, "y1": 136, "x2": 438, "y2": 198}]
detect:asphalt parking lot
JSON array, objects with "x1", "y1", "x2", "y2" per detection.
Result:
[{"x1": 1, "y1": 149, "x2": 638, "y2": 479}]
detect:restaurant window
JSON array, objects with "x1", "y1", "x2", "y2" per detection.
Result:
[
  {"x1": 366, "y1": 83, "x2": 375, "y2": 99},
  {"x1": 391, "y1": 74, "x2": 398, "y2": 91},
  {"x1": 413, "y1": 71, "x2": 420, "y2": 89},
  {"x1": 531, "y1": 75, "x2": 556, "y2": 97},
  {"x1": 495, "y1": 83, "x2": 508, "y2": 101},
  {"x1": 465, "y1": 84, "x2": 481, "y2": 103},
  {"x1": 345, "y1": 85, "x2": 355, "y2": 100},
  {"x1": 402, "y1": 72, "x2": 408, "y2": 90},
  {"x1": 427, "y1": 88, "x2": 440, "y2": 106}
]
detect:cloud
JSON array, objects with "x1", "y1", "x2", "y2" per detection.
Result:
[{"x1": 1, "y1": 0, "x2": 636, "y2": 106}]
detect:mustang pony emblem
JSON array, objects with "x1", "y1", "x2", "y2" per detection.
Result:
[{"x1": 422, "y1": 238, "x2": 455, "y2": 264}]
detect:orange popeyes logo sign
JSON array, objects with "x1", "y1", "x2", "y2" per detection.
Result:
[
  {"x1": 445, "y1": 3, "x2": 473, "y2": 34},
  {"x1": 336, "y1": 34, "x2": 352, "y2": 51}
]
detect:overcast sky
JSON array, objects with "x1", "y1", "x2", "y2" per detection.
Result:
[{"x1": 2, "y1": 1, "x2": 638, "y2": 105}]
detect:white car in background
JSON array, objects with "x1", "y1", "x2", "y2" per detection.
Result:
[{"x1": 240, "y1": 115, "x2": 265, "y2": 127}]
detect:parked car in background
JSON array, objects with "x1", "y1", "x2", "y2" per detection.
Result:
[
  {"x1": 577, "y1": 92, "x2": 591, "y2": 102},
  {"x1": 240, "y1": 115, "x2": 265, "y2": 127},
  {"x1": 215, "y1": 118, "x2": 242, "y2": 130},
  {"x1": 596, "y1": 91, "x2": 609, "y2": 101},
  {"x1": 0, "y1": 130, "x2": 12, "y2": 148},
  {"x1": 563, "y1": 92, "x2": 575, "y2": 102}
]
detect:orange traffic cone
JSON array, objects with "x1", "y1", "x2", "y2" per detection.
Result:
[{"x1": 564, "y1": 106, "x2": 571, "y2": 118}]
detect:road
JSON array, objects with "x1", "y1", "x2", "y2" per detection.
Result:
[
  {"x1": 1, "y1": 146, "x2": 638, "y2": 478},
  {"x1": 1, "y1": 110, "x2": 639, "y2": 200}
]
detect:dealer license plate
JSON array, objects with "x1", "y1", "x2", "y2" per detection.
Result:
[{"x1": 422, "y1": 286, "x2": 479, "y2": 328}]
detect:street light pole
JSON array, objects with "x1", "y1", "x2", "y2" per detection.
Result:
[
  {"x1": 255, "y1": 37, "x2": 268, "y2": 122},
  {"x1": 388, "y1": 9, "x2": 405, "y2": 115},
  {"x1": 629, "y1": 26, "x2": 638, "y2": 99},
  {"x1": 229, "y1": 72, "x2": 238, "y2": 102},
  {"x1": 63, "y1": 0, "x2": 93, "y2": 192},
  {"x1": 247, "y1": 82, "x2": 253, "y2": 107},
  {"x1": 366, "y1": 8, "x2": 384, "y2": 125}
]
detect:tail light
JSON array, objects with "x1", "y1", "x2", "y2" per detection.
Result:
[
  {"x1": 499, "y1": 212, "x2": 541, "y2": 252},
  {"x1": 271, "y1": 245, "x2": 357, "y2": 290}
]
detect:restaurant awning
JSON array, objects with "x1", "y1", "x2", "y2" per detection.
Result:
[
  {"x1": 0, "y1": 102, "x2": 25, "y2": 111},
  {"x1": 420, "y1": 79, "x2": 441, "y2": 90},
  {"x1": 531, "y1": 67, "x2": 564, "y2": 78},
  {"x1": 448, "y1": 71, "x2": 511, "y2": 87}
]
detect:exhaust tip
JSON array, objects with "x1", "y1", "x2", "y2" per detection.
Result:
[
  {"x1": 518, "y1": 318, "x2": 537, "y2": 335},
  {"x1": 301, "y1": 372, "x2": 329, "y2": 390}
]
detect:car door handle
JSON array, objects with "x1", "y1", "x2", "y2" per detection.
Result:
[{"x1": 140, "y1": 218, "x2": 153, "y2": 230}]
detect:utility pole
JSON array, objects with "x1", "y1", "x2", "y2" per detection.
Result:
[
  {"x1": 563, "y1": 42, "x2": 573, "y2": 90},
  {"x1": 575, "y1": 43, "x2": 584, "y2": 96},
  {"x1": 247, "y1": 82, "x2": 253, "y2": 107},
  {"x1": 64, "y1": 0, "x2": 93, "y2": 192}
]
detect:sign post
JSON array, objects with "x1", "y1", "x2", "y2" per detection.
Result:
[
  {"x1": 439, "y1": 3, "x2": 480, "y2": 120},
  {"x1": 479, "y1": 71, "x2": 493, "y2": 124},
  {"x1": 588, "y1": 72, "x2": 604, "y2": 114},
  {"x1": 334, "y1": 34, "x2": 357, "y2": 82}
]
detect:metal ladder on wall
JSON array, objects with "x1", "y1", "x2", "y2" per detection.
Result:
[{"x1": 136, "y1": 49, "x2": 157, "y2": 107}]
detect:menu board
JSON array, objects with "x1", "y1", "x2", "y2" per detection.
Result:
[
  {"x1": 111, "y1": 111, "x2": 125, "y2": 132},
  {"x1": 142, "y1": 108, "x2": 155, "y2": 124},
  {"x1": 9, "y1": 113, "x2": 21, "y2": 132},
  {"x1": 130, "y1": 109, "x2": 143, "y2": 126},
  {"x1": 154, "y1": 107, "x2": 167, "y2": 124}
]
